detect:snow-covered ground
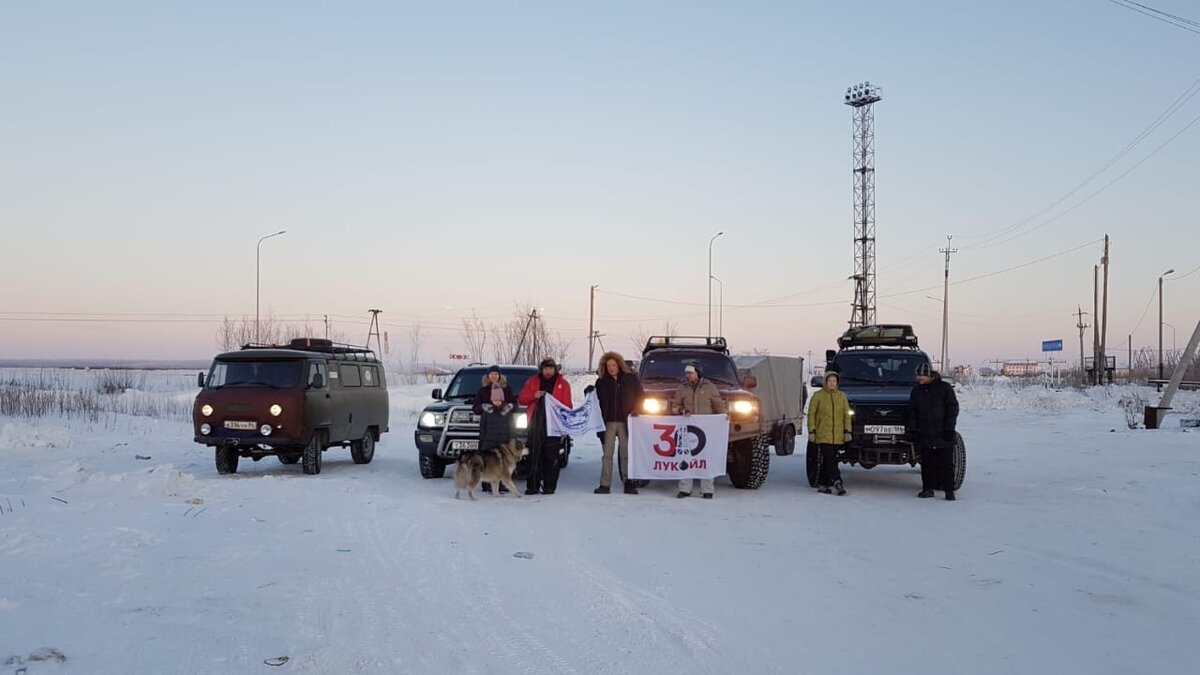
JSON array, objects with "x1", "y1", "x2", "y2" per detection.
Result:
[{"x1": 2, "y1": 371, "x2": 1198, "y2": 674}]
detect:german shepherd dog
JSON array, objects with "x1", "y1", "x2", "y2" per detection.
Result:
[{"x1": 454, "y1": 440, "x2": 528, "y2": 500}]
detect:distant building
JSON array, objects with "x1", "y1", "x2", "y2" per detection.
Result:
[
  {"x1": 979, "y1": 367, "x2": 997, "y2": 378},
  {"x1": 953, "y1": 364, "x2": 974, "y2": 378},
  {"x1": 1002, "y1": 361, "x2": 1040, "y2": 377}
]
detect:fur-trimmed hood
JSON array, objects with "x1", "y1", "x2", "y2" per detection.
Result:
[
  {"x1": 596, "y1": 351, "x2": 632, "y2": 377},
  {"x1": 479, "y1": 373, "x2": 509, "y2": 388}
]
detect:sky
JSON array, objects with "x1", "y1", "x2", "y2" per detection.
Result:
[{"x1": 1, "y1": 0, "x2": 1198, "y2": 368}]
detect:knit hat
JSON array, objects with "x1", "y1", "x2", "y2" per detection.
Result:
[
  {"x1": 540, "y1": 357, "x2": 558, "y2": 370},
  {"x1": 824, "y1": 370, "x2": 840, "y2": 382},
  {"x1": 684, "y1": 364, "x2": 698, "y2": 375},
  {"x1": 487, "y1": 365, "x2": 501, "y2": 375},
  {"x1": 916, "y1": 363, "x2": 932, "y2": 377}
]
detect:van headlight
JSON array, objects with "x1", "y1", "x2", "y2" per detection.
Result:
[
  {"x1": 731, "y1": 400, "x2": 757, "y2": 415},
  {"x1": 419, "y1": 412, "x2": 445, "y2": 428},
  {"x1": 200, "y1": 423, "x2": 211, "y2": 435},
  {"x1": 269, "y1": 404, "x2": 282, "y2": 417},
  {"x1": 642, "y1": 398, "x2": 665, "y2": 414},
  {"x1": 516, "y1": 413, "x2": 528, "y2": 430},
  {"x1": 201, "y1": 404, "x2": 213, "y2": 417}
]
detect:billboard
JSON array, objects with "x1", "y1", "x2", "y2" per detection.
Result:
[{"x1": 1042, "y1": 339, "x2": 1064, "y2": 352}]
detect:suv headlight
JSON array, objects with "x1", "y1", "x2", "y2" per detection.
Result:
[
  {"x1": 201, "y1": 404, "x2": 213, "y2": 417},
  {"x1": 200, "y1": 423, "x2": 211, "y2": 435},
  {"x1": 269, "y1": 404, "x2": 283, "y2": 417},
  {"x1": 419, "y1": 412, "x2": 445, "y2": 428},
  {"x1": 515, "y1": 413, "x2": 528, "y2": 430},
  {"x1": 731, "y1": 400, "x2": 757, "y2": 415},
  {"x1": 642, "y1": 398, "x2": 666, "y2": 414}
]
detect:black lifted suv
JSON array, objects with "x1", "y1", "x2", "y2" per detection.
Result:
[
  {"x1": 807, "y1": 324, "x2": 965, "y2": 490},
  {"x1": 414, "y1": 364, "x2": 571, "y2": 479}
]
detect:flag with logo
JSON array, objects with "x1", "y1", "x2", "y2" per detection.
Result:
[
  {"x1": 628, "y1": 414, "x2": 729, "y2": 480},
  {"x1": 544, "y1": 390, "x2": 606, "y2": 438}
]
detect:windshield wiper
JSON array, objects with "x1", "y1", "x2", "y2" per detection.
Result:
[{"x1": 226, "y1": 381, "x2": 282, "y2": 388}]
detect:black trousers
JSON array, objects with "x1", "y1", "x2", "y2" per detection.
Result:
[
  {"x1": 920, "y1": 445, "x2": 955, "y2": 492},
  {"x1": 526, "y1": 435, "x2": 563, "y2": 493},
  {"x1": 816, "y1": 444, "x2": 842, "y2": 487}
]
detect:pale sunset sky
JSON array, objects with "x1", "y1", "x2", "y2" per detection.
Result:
[{"x1": 2, "y1": 1, "x2": 1197, "y2": 367}]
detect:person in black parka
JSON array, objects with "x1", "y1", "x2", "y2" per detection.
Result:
[
  {"x1": 907, "y1": 363, "x2": 961, "y2": 500},
  {"x1": 585, "y1": 350, "x2": 645, "y2": 495},
  {"x1": 472, "y1": 365, "x2": 518, "y2": 493}
]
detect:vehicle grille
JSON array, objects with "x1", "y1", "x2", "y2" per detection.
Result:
[
  {"x1": 449, "y1": 409, "x2": 480, "y2": 425},
  {"x1": 854, "y1": 404, "x2": 905, "y2": 427}
]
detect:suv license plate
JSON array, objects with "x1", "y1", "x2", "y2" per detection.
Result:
[
  {"x1": 224, "y1": 420, "x2": 257, "y2": 430},
  {"x1": 450, "y1": 440, "x2": 478, "y2": 451},
  {"x1": 864, "y1": 425, "x2": 906, "y2": 435}
]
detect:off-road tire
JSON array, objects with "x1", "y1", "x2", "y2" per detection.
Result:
[
  {"x1": 805, "y1": 440, "x2": 819, "y2": 487},
  {"x1": 775, "y1": 424, "x2": 797, "y2": 456},
  {"x1": 351, "y1": 431, "x2": 376, "y2": 465},
  {"x1": 302, "y1": 431, "x2": 324, "y2": 475},
  {"x1": 952, "y1": 432, "x2": 966, "y2": 491},
  {"x1": 215, "y1": 447, "x2": 239, "y2": 475},
  {"x1": 277, "y1": 454, "x2": 300, "y2": 465},
  {"x1": 419, "y1": 454, "x2": 446, "y2": 479},
  {"x1": 728, "y1": 435, "x2": 770, "y2": 489}
]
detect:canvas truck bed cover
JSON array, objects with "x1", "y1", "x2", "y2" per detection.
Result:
[{"x1": 734, "y1": 355, "x2": 805, "y2": 426}]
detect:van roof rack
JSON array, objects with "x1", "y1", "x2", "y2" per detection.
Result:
[
  {"x1": 239, "y1": 338, "x2": 380, "y2": 362},
  {"x1": 837, "y1": 324, "x2": 920, "y2": 350},
  {"x1": 644, "y1": 335, "x2": 729, "y2": 355}
]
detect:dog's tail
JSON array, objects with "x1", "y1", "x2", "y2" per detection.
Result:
[{"x1": 459, "y1": 451, "x2": 485, "y2": 484}]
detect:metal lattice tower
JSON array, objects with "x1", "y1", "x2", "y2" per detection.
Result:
[{"x1": 845, "y1": 81, "x2": 882, "y2": 328}]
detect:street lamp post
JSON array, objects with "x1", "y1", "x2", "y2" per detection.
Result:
[
  {"x1": 708, "y1": 232, "x2": 724, "y2": 337},
  {"x1": 711, "y1": 275, "x2": 724, "y2": 337},
  {"x1": 1159, "y1": 268, "x2": 1174, "y2": 387},
  {"x1": 256, "y1": 230, "x2": 287, "y2": 343}
]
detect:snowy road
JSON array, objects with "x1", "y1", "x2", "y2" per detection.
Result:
[{"x1": 2, "y1": 400, "x2": 1198, "y2": 674}]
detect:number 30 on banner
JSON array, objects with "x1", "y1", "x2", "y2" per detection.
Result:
[{"x1": 652, "y1": 423, "x2": 708, "y2": 457}]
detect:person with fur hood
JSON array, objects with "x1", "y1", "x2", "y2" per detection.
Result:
[
  {"x1": 518, "y1": 357, "x2": 573, "y2": 495},
  {"x1": 472, "y1": 365, "x2": 518, "y2": 494},
  {"x1": 584, "y1": 351, "x2": 645, "y2": 495}
]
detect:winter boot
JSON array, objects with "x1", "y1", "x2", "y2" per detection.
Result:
[
  {"x1": 525, "y1": 487, "x2": 540, "y2": 496},
  {"x1": 834, "y1": 480, "x2": 846, "y2": 496},
  {"x1": 702, "y1": 493, "x2": 713, "y2": 499},
  {"x1": 918, "y1": 489, "x2": 935, "y2": 498},
  {"x1": 623, "y1": 483, "x2": 639, "y2": 495},
  {"x1": 945, "y1": 491, "x2": 956, "y2": 501},
  {"x1": 482, "y1": 483, "x2": 493, "y2": 494},
  {"x1": 677, "y1": 491, "x2": 690, "y2": 499},
  {"x1": 594, "y1": 485, "x2": 611, "y2": 494},
  {"x1": 818, "y1": 485, "x2": 833, "y2": 494}
]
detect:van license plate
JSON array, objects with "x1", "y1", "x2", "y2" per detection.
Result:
[
  {"x1": 450, "y1": 440, "x2": 478, "y2": 451},
  {"x1": 225, "y1": 421, "x2": 257, "y2": 430},
  {"x1": 864, "y1": 425, "x2": 906, "y2": 435}
]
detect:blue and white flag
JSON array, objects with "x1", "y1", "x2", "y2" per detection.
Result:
[{"x1": 544, "y1": 391, "x2": 606, "y2": 438}]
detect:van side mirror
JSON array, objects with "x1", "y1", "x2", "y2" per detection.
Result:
[
  {"x1": 197, "y1": 372, "x2": 206, "y2": 388},
  {"x1": 810, "y1": 376, "x2": 824, "y2": 389},
  {"x1": 432, "y1": 388, "x2": 443, "y2": 400},
  {"x1": 742, "y1": 375, "x2": 758, "y2": 390},
  {"x1": 310, "y1": 373, "x2": 324, "y2": 389}
]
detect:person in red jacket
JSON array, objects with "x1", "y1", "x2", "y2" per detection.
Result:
[{"x1": 518, "y1": 357, "x2": 573, "y2": 495}]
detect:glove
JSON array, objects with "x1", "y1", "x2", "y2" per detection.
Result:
[
  {"x1": 808, "y1": 433, "x2": 816, "y2": 443},
  {"x1": 501, "y1": 403, "x2": 514, "y2": 415},
  {"x1": 943, "y1": 430, "x2": 956, "y2": 443},
  {"x1": 481, "y1": 404, "x2": 495, "y2": 413},
  {"x1": 843, "y1": 432, "x2": 853, "y2": 444},
  {"x1": 584, "y1": 385, "x2": 595, "y2": 395}
]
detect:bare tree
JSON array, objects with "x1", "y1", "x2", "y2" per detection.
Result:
[
  {"x1": 216, "y1": 312, "x2": 351, "y2": 352},
  {"x1": 462, "y1": 310, "x2": 489, "y2": 363},
  {"x1": 630, "y1": 321, "x2": 679, "y2": 355},
  {"x1": 408, "y1": 323, "x2": 425, "y2": 376}
]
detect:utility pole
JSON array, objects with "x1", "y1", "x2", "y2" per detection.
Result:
[
  {"x1": 366, "y1": 309, "x2": 383, "y2": 355},
  {"x1": 324, "y1": 314, "x2": 330, "y2": 340},
  {"x1": 513, "y1": 308, "x2": 538, "y2": 365},
  {"x1": 1076, "y1": 306, "x2": 1090, "y2": 381},
  {"x1": 938, "y1": 235, "x2": 957, "y2": 376},
  {"x1": 1092, "y1": 265, "x2": 1100, "y2": 385},
  {"x1": 1128, "y1": 334, "x2": 1133, "y2": 382},
  {"x1": 1100, "y1": 235, "x2": 1110, "y2": 385},
  {"x1": 588, "y1": 285, "x2": 598, "y2": 371}
]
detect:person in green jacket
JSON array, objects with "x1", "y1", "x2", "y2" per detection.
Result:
[{"x1": 807, "y1": 371, "x2": 853, "y2": 495}]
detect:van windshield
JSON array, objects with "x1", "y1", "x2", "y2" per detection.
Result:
[{"x1": 207, "y1": 360, "x2": 304, "y2": 389}]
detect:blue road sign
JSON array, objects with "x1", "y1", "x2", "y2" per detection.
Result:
[{"x1": 1042, "y1": 339, "x2": 1064, "y2": 352}]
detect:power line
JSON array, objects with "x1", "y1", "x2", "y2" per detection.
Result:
[
  {"x1": 1171, "y1": 263, "x2": 1200, "y2": 280},
  {"x1": 962, "y1": 75, "x2": 1200, "y2": 249},
  {"x1": 1106, "y1": 0, "x2": 1200, "y2": 35}
]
